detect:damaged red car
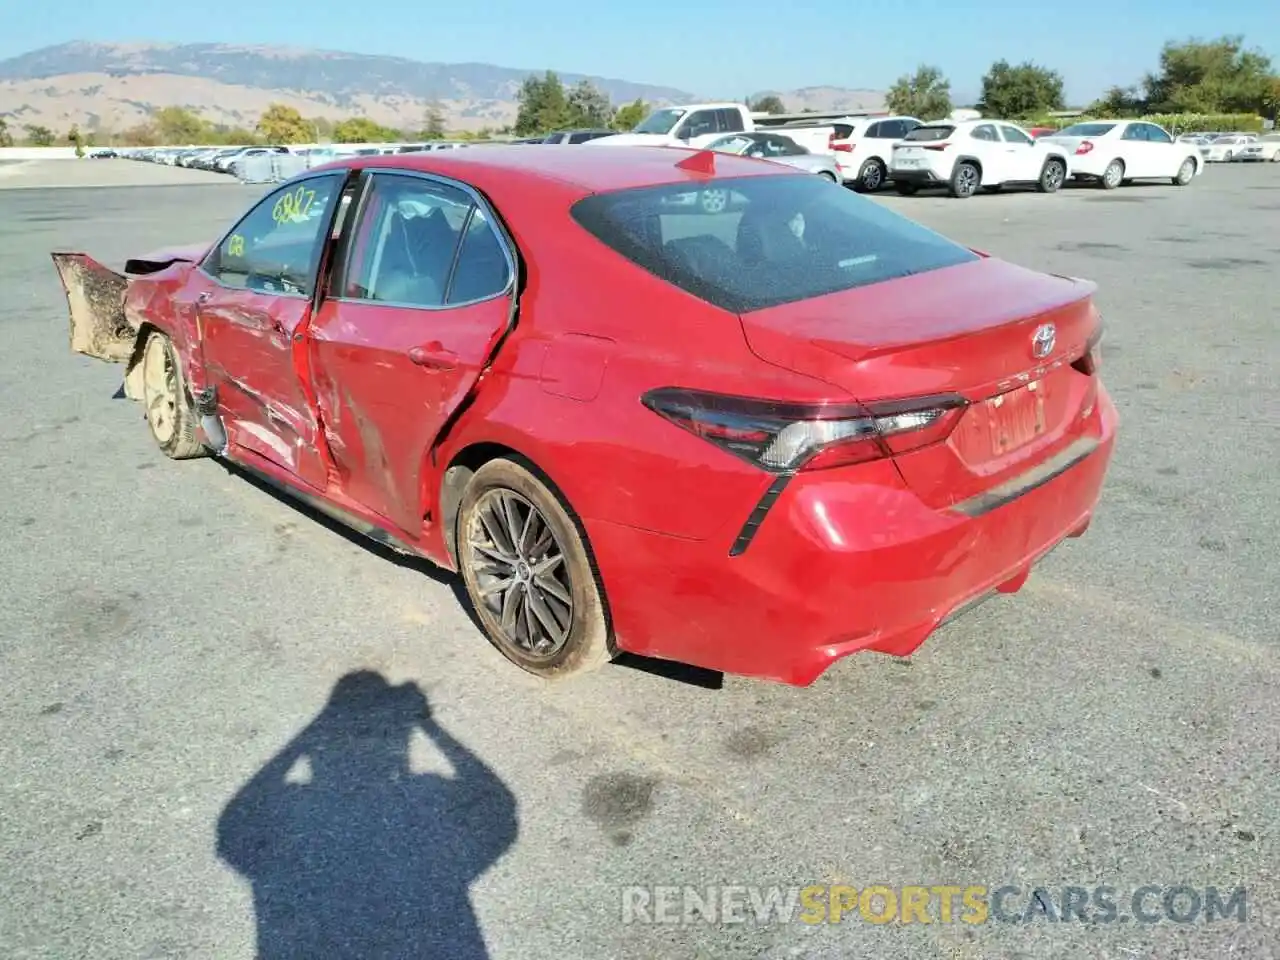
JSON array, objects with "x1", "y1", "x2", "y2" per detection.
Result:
[{"x1": 53, "y1": 146, "x2": 1116, "y2": 685}]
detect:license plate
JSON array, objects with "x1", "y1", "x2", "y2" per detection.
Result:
[
  {"x1": 895, "y1": 158, "x2": 923, "y2": 168},
  {"x1": 985, "y1": 381, "x2": 1046, "y2": 455}
]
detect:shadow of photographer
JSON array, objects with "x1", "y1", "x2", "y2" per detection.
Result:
[{"x1": 217, "y1": 670, "x2": 517, "y2": 959}]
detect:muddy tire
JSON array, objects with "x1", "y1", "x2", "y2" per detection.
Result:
[
  {"x1": 457, "y1": 458, "x2": 611, "y2": 679},
  {"x1": 141, "y1": 331, "x2": 205, "y2": 459}
]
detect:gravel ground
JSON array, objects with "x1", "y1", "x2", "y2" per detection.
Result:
[{"x1": 0, "y1": 160, "x2": 1276, "y2": 960}]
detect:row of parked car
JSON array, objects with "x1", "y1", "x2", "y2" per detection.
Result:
[
  {"x1": 1177, "y1": 131, "x2": 1280, "y2": 163},
  {"x1": 89, "y1": 108, "x2": 1276, "y2": 200},
  {"x1": 90, "y1": 140, "x2": 477, "y2": 177}
]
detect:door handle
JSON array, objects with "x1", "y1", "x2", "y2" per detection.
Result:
[{"x1": 408, "y1": 342, "x2": 457, "y2": 370}]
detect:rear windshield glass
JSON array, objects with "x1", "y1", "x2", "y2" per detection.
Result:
[
  {"x1": 1056, "y1": 123, "x2": 1117, "y2": 137},
  {"x1": 570, "y1": 174, "x2": 979, "y2": 313},
  {"x1": 902, "y1": 125, "x2": 953, "y2": 142}
]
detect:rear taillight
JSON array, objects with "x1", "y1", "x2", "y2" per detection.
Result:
[
  {"x1": 828, "y1": 133, "x2": 853, "y2": 152},
  {"x1": 641, "y1": 388, "x2": 967, "y2": 473},
  {"x1": 1073, "y1": 325, "x2": 1104, "y2": 376},
  {"x1": 922, "y1": 143, "x2": 950, "y2": 151},
  {"x1": 1075, "y1": 140, "x2": 1094, "y2": 155}
]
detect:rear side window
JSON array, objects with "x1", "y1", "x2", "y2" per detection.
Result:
[
  {"x1": 571, "y1": 174, "x2": 979, "y2": 313},
  {"x1": 903, "y1": 125, "x2": 953, "y2": 142},
  {"x1": 1057, "y1": 123, "x2": 1117, "y2": 137},
  {"x1": 717, "y1": 108, "x2": 746, "y2": 133},
  {"x1": 831, "y1": 123, "x2": 854, "y2": 139}
]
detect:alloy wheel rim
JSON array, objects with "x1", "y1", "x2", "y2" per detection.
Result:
[
  {"x1": 702, "y1": 190, "x2": 727, "y2": 213},
  {"x1": 863, "y1": 164, "x2": 882, "y2": 189},
  {"x1": 143, "y1": 339, "x2": 178, "y2": 444},
  {"x1": 1046, "y1": 163, "x2": 1063, "y2": 188},
  {"x1": 1106, "y1": 164, "x2": 1121, "y2": 186},
  {"x1": 466, "y1": 489, "x2": 574, "y2": 660},
  {"x1": 958, "y1": 167, "x2": 977, "y2": 193}
]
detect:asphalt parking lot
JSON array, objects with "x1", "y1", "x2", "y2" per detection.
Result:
[{"x1": 1, "y1": 160, "x2": 1277, "y2": 959}]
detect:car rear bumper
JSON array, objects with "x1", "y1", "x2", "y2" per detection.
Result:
[
  {"x1": 589, "y1": 386, "x2": 1118, "y2": 685},
  {"x1": 889, "y1": 167, "x2": 946, "y2": 185}
]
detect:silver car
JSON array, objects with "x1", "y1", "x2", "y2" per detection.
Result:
[{"x1": 703, "y1": 132, "x2": 841, "y2": 181}]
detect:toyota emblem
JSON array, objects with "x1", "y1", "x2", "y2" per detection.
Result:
[{"x1": 1031, "y1": 323, "x2": 1056, "y2": 359}]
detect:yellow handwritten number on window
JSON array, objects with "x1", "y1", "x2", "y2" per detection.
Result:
[
  {"x1": 271, "y1": 185, "x2": 317, "y2": 225},
  {"x1": 227, "y1": 234, "x2": 245, "y2": 257}
]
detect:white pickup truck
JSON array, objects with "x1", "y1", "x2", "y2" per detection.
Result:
[
  {"x1": 586, "y1": 102, "x2": 857, "y2": 156},
  {"x1": 585, "y1": 102, "x2": 758, "y2": 149}
]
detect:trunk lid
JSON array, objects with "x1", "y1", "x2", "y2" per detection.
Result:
[{"x1": 738, "y1": 257, "x2": 1102, "y2": 508}]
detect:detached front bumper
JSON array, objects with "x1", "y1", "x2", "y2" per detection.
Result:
[{"x1": 589, "y1": 387, "x2": 1119, "y2": 685}]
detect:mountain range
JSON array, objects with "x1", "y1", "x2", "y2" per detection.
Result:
[{"x1": 0, "y1": 42, "x2": 886, "y2": 135}]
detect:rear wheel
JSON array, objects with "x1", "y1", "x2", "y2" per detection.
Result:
[
  {"x1": 1173, "y1": 157, "x2": 1196, "y2": 185},
  {"x1": 140, "y1": 331, "x2": 205, "y2": 459},
  {"x1": 855, "y1": 158, "x2": 886, "y2": 192},
  {"x1": 457, "y1": 458, "x2": 611, "y2": 679},
  {"x1": 1037, "y1": 158, "x2": 1066, "y2": 193},
  {"x1": 1100, "y1": 159, "x2": 1124, "y2": 189},
  {"x1": 949, "y1": 161, "x2": 980, "y2": 198},
  {"x1": 818, "y1": 170, "x2": 838, "y2": 183}
]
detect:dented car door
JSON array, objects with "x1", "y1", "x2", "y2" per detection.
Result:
[
  {"x1": 195, "y1": 173, "x2": 345, "y2": 488},
  {"x1": 307, "y1": 171, "x2": 516, "y2": 536}
]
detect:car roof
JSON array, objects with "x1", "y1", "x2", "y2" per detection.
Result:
[{"x1": 309, "y1": 145, "x2": 791, "y2": 196}]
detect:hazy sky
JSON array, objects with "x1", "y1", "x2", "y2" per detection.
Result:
[{"x1": 2, "y1": 0, "x2": 1277, "y2": 104}]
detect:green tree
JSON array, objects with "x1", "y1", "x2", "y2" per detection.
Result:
[
  {"x1": 1087, "y1": 85, "x2": 1146, "y2": 118},
  {"x1": 1143, "y1": 36, "x2": 1277, "y2": 114},
  {"x1": 978, "y1": 60, "x2": 1065, "y2": 118},
  {"x1": 153, "y1": 106, "x2": 207, "y2": 144},
  {"x1": 566, "y1": 80, "x2": 613, "y2": 128},
  {"x1": 421, "y1": 102, "x2": 447, "y2": 140},
  {"x1": 612, "y1": 98, "x2": 648, "y2": 131},
  {"x1": 333, "y1": 116, "x2": 396, "y2": 143},
  {"x1": 886, "y1": 65, "x2": 953, "y2": 119},
  {"x1": 24, "y1": 124, "x2": 54, "y2": 146},
  {"x1": 514, "y1": 71, "x2": 575, "y2": 135},
  {"x1": 256, "y1": 103, "x2": 313, "y2": 144},
  {"x1": 749, "y1": 94, "x2": 787, "y2": 114},
  {"x1": 0, "y1": 117, "x2": 13, "y2": 148}
]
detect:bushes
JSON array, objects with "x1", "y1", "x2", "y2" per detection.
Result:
[
  {"x1": 1020, "y1": 113, "x2": 1264, "y2": 133},
  {"x1": 1142, "y1": 113, "x2": 1263, "y2": 133}
]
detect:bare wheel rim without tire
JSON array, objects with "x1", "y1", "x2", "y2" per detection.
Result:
[
  {"x1": 464, "y1": 488, "x2": 574, "y2": 661},
  {"x1": 700, "y1": 189, "x2": 728, "y2": 213},
  {"x1": 143, "y1": 336, "x2": 179, "y2": 445}
]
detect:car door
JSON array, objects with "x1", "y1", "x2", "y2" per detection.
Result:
[
  {"x1": 997, "y1": 123, "x2": 1040, "y2": 180},
  {"x1": 1117, "y1": 122, "x2": 1153, "y2": 177},
  {"x1": 1140, "y1": 122, "x2": 1181, "y2": 175},
  {"x1": 968, "y1": 124, "x2": 1006, "y2": 183},
  {"x1": 306, "y1": 171, "x2": 516, "y2": 535},
  {"x1": 192, "y1": 172, "x2": 347, "y2": 488}
]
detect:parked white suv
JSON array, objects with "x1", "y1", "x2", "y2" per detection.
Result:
[
  {"x1": 889, "y1": 119, "x2": 1071, "y2": 198},
  {"x1": 827, "y1": 115, "x2": 922, "y2": 191}
]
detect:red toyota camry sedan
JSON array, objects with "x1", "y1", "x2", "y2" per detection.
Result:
[{"x1": 54, "y1": 145, "x2": 1116, "y2": 685}]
